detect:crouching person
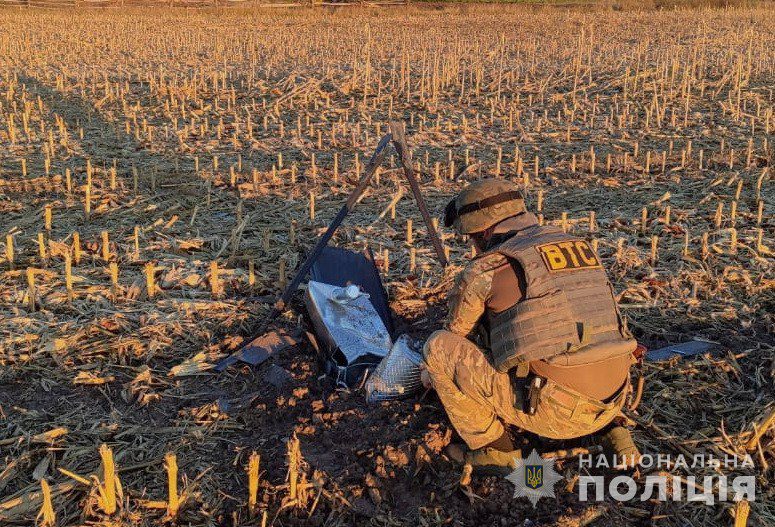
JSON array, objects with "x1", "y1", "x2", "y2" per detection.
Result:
[{"x1": 421, "y1": 179, "x2": 640, "y2": 475}]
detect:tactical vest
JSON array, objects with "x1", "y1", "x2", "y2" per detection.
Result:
[{"x1": 487, "y1": 223, "x2": 636, "y2": 373}]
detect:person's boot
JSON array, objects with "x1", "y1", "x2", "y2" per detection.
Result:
[
  {"x1": 446, "y1": 443, "x2": 521, "y2": 477},
  {"x1": 467, "y1": 447, "x2": 522, "y2": 476},
  {"x1": 600, "y1": 425, "x2": 640, "y2": 469}
]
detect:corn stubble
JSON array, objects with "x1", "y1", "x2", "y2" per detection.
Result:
[{"x1": 0, "y1": 4, "x2": 772, "y2": 527}]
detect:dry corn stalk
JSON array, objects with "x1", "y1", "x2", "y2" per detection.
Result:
[
  {"x1": 210, "y1": 260, "x2": 221, "y2": 298},
  {"x1": 287, "y1": 434, "x2": 300, "y2": 504},
  {"x1": 144, "y1": 262, "x2": 156, "y2": 299},
  {"x1": 36, "y1": 479, "x2": 55, "y2": 527},
  {"x1": 247, "y1": 451, "x2": 260, "y2": 518},
  {"x1": 93, "y1": 444, "x2": 122, "y2": 516},
  {"x1": 26, "y1": 267, "x2": 36, "y2": 312},
  {"x1": 745, "y1": 407, "x2": 775, "y2": 452},
  {"x1": 283, "y1": 433, "x2": 311, "y2": 510},
  {"x1": 4, "y1": 234, "x2": 14, "y2": 270},
  {"x1": 0, "y1": 427, "x2": 68, "y2": 447},
  {"x1": 164, "y1": 452, "x2": 180, "y2": 519},
  {"x1": 734, "y1": 500, "x2": 750, "y2": 527}
]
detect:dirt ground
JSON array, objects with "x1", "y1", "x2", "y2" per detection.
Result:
[{"x1": 0, "y1": 4, "x2": 773, "y2": 527}]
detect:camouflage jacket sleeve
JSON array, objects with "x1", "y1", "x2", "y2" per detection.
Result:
[{"x1": 445, "y1": 253, "x2": 509, "y2": 337}]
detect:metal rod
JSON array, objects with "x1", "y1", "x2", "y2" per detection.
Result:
[
  {"x1": 261, "y1": 133, "x2": 392, "y2": 329},
  {"x1": 220, "y1": 133, "x2": 392, "y2": 368},
  {"x1": 388, "y1": 121, "x2": 448, "y2": 268}
]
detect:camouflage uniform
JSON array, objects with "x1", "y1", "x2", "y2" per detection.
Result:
[
  {"x1": 423, "y1": 214, "x2": 630, "y2": 450},
  {"x1": 424, "y1": 329, "x2": 627, "y2": 449}
]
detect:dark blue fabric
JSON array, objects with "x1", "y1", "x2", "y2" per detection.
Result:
[{"x1": 647, "y1": 340, "x2": 715, "y2": 361}]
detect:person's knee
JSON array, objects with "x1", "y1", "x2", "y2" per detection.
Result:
[{"x1": 423, "y1": 329, "x2": 454, "y2": 375}]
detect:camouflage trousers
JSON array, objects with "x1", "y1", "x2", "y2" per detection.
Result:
[{"x1": 423, "y1": 330, "x2": 627, "y2": 450}]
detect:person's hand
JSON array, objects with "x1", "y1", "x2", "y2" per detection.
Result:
[{"x1": 420, "y1": 363, "x2": 432, "y2": 390}]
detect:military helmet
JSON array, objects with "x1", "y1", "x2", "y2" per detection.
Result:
[{"x1": 444, "y1": 179, "x2": 526, "y2": 234}]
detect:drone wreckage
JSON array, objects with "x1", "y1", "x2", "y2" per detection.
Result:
[{"x1": 215, "y1": 122, "x2": 448, "y2": 403}]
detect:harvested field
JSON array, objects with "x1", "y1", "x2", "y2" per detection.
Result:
[{"x1": 0, "y1": 4, "x2": 773, "y2": 526}]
